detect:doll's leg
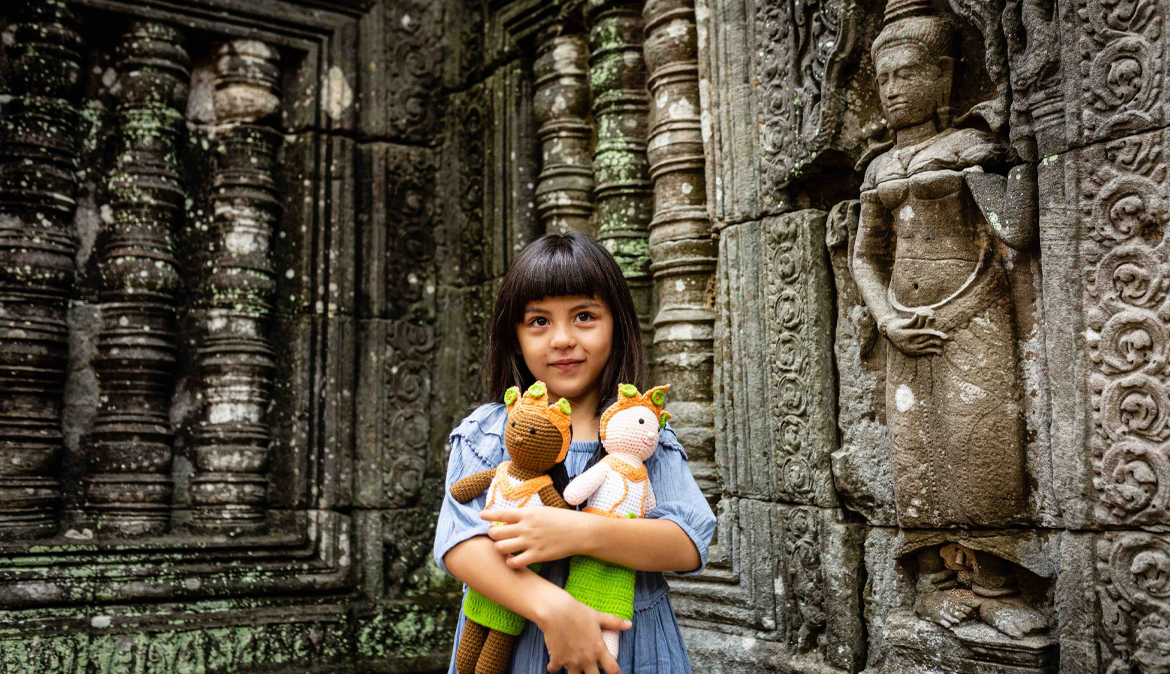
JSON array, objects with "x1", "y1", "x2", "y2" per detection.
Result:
[
  {"x1": 475, "y1": 629, "x2": 516, "y2": 674},
  {"x1": 456, "y1": 620, "x2": 489, "y2": 674},
  {"x1": 602, "y1": 629, "x2": 619, "y2": 659}
]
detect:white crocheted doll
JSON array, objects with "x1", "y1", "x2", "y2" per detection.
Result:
[{"x1": 563, "y1": 383, "x2": 671, "y2": 658}]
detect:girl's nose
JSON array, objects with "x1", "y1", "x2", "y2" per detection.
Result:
[{"x1": 550, "y1": 324, "x2": 574, "y2": 348}]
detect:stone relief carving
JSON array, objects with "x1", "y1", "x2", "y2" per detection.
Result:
[
  {"x1": 913, "y1": 542, "x2": 1048, "y2": 639},
  {"x1": 1082, "y1": 130, "x2": 1170, "y2": 526},
  {"x1": 851, "y1": 0, "x2": 1034, "y2": 530},
  {"x1": 755, "y1": 0, "x2": 862, "y2": 204},
  {"x1": 1077, "y1": 0, "x2": 1165, "y2": 144},
  {"x1": 1098, "y1": 531, "x2": 1170, "y2": 674}
]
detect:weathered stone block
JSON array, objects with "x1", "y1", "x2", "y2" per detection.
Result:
[
  {"x1": 715, "y1": 212, "x2": 836, "y2": 507},
  {"x1": 674, "y1": 498, "x2": 866, "y2": 673}
]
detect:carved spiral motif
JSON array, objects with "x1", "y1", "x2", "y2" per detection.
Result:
[
  {"x1": 1094, "y1": 242, "x2": 1169, "y2": 309},
  {"x1": 1088, "y1": 174, "x2": 1166, "y2": 243},
  {"x1": 1099, "y1": 439, "x2": 1169, "y2": 517},
  {"x1": 1094, "y1": 308, "x2": 1169, "y2": 375},
  {"x1": 1079, "y1": 0, "x2": 1164, "y2": 140}
]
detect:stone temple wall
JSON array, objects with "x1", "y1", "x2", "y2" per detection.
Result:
[{"x1": 1, "y1": 0, "x2": 1168, "y2": 672}]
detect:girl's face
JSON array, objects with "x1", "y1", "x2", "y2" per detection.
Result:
[{"x1": 516, "y1": 294, "x2": 613, "y2": 403}]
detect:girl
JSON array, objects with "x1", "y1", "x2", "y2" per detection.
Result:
[{"x1": 433, "y1": 233, "x2": 717, "y2": 674}]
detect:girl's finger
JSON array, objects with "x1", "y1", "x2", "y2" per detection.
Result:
[
  {"x1": 586, "y1": 663, "x2": 601, "y2": 674},
  {"x1": 507, "y1": 551, "x2": 537, "y2": 569},
  {"x1": 600, "y1": 651, "x2": 622, "y2": 674},
  {"x1": 486, "y1": 524, "x2": 520, "y2": 541},
  {"x1": 480, "y1": 508, "x2": 522, "y2": 523},
  {"x1": 494, "y1": 538, "x2": 525, "y2": 555},
  {"x1": 596, "y1": 613, "x2": 633, "y2": 632}
]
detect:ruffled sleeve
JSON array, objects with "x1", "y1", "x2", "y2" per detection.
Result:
[
  {"x1": 644, "y1": 424, "x2": 717, "y2": 576},
  {"x1": 432, "y1": 403, "x2": 508, "y2": 576}
]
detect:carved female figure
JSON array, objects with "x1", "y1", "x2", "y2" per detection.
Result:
[{"x1": 852, "y1": 0, "x2": 1033, "y2": 528}]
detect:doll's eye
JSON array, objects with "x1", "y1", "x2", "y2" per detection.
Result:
[
  {"x1": 529, "y1": 427, "x2": 536, "y2": 434},
  {"x1": 639, "y1": 418, "x2": 645, "y2": 424},
  {"x1": 511, "y1": 421, "x2": 516, "y2": 427}
]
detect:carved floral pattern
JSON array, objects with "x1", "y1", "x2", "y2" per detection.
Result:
[
  {"x1": 1098, "y1": 531, "x2": 1170, "y2": 673},
  {"x1": 755, "y1": 0, "x2": 859, "y2": 203},
  {"x1": 761, "y1": 212, "x2": 835, "y2": 506},
  {"x1": 1085, "y1": 131, "x2": 1170, "y2": 525},
  {"x1": 1077, "y1": 0, "x2": 1165, "y2": 142}
]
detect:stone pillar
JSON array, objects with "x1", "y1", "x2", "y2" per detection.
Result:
[
  {"x1": 642, "y1": 0, "x2": 717, "y2": 498},
  {"x1": 84, "y1": 22, "x2": 189, "y2": 537},
  {"x1": 188, "y1": 40, "x2": 282, "y2": 533},
  {"x1": 0, "y1": 0, "x2": 84, "y2": 539},
  {"x1": 587, "y1": 0, "x2": 654, "y2": 342},
  {"x1": 533, "y1": 32, "x2": 595, "y2": 236}
]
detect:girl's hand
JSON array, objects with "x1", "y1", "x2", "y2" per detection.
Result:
[
  {"x1": 534, "y1": 587, "x2": 629, "y2": 674},
  {"x1": 481, "y1": 507, "x2": 595, "y2": 568}
]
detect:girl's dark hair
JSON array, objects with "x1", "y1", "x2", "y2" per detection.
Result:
[{"x1": 482, "y1": 233, "x2": 648, "y2": 492}]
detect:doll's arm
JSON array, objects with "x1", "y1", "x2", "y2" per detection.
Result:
[
  {"x1": 539, "y1": 483, "x2": 570, "y2": 510},
  {"x1": 449, "y1": 468, "x2": 495, "y2": 503},
  {"x1": 563, "y1": 463, "x2": 609, "y2": 505}
]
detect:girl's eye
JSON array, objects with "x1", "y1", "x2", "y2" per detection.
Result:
[
  {"x1": 529, "y1": 316, "x2": 549, "y2": 327},
  {"x1": 575, "y1": 312, "x2": 594, "y2": 322}
]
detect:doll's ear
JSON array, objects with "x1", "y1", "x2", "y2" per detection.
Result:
[
  {"x1": 504, "y1": 386, "x2": 520, "y2": 410},
  {"x1": 618, "y1": 383, "x2": 639, "y2": 398},
  {"x1": 659, "y1": 411, "x2": 671, "y2": 429},
  {"x1": 645, "y1": 384, "x2": 670, "y2": 409},
  {"x1": 555, "y1": 397, "x2": 571, "y2": 415}
]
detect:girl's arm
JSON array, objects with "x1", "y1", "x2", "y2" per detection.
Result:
[
  {"x1": 444, "y1": 536, "x2": 629, "y2": 674},
  {"x1": 563, "y1": 463, "x2": 608, "y2": 505},
  {"x1": 485, "y1": 430, "x2": 716, "y2": 574}
]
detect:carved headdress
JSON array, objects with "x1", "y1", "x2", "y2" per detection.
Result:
[
  {"x1": 600, "y1": 384, "x2": 671, "y2": 439},
  {"x1": 872, "y1": 0, "x2": 954, "y2": 61},
  {"x1": 504, "y1": 381, "x2": 573, "y2": 461}
]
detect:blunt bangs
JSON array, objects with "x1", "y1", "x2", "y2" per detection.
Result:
[{"x1": 501, "y1": 237, "x2": 616, "y2": 326}]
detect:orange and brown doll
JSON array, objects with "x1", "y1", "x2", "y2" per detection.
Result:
[{"x1": 448, "y1": 381, "x2": 572, "y2": 674}]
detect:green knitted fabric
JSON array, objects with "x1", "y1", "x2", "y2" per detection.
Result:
[
  {"x1": 462, "y1": 563, "x2": 542, "y2": 636},
  {"x1": 565, "y1": 556, "x2": 635, "y2": 621},
  {"x1": 463, "y1": 588, "x2": 526, "y2": 636}
]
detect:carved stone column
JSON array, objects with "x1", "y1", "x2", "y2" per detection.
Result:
[
  {"x1": 84, "y1": 22, "x2": 189, "y2": 537},
  {"x1": 188, "y1": 40, "x2": 282, "y2": 533},
  {"x1": 587, "y1": 0, "x2": 654, "y2": 340},
  {"x1": 533, "y1": 32, "x2": 595, "y2": 236},
  {"x1": 642, "y1": 0, "x2": 717, "y2": 498},
  {"x1": 0, "y1": 0, "x2": 84, "y2": 539}
]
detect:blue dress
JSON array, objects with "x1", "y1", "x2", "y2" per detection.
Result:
[{"x1": 433, "y1": 403, "x2": 717, "y2": 674}]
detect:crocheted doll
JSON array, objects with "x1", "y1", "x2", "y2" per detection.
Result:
[
  {"x1": 449, "y1": 381, "x2": 573, "y2": 674},
  {"x1": 563, "y1": 383, "x2": 670, "y2": 658}
]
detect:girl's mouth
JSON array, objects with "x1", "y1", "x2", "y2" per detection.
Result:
[{"x1": 550, "y1": 359, "x2": 583, "y2": 372}]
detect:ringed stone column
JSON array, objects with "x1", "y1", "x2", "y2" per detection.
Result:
[
  {"x1": 0, "y1": 0, "x2": 84, "y2": 539},
  {"x1": 643, "y1": 0, "x2": 718, "y2": 498},
  {"x1": 533, "y1": 32, "x2": 596, "y2": 236},
  {"x1": 588, "y1": 0, "x2": 654, "y2": 342},
  {"x1": 188, "y1": 41, "x2": 282, "y2": 533},
  {"x1": 85, "y1": 22, "x2": 190, "y2": 536}
]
